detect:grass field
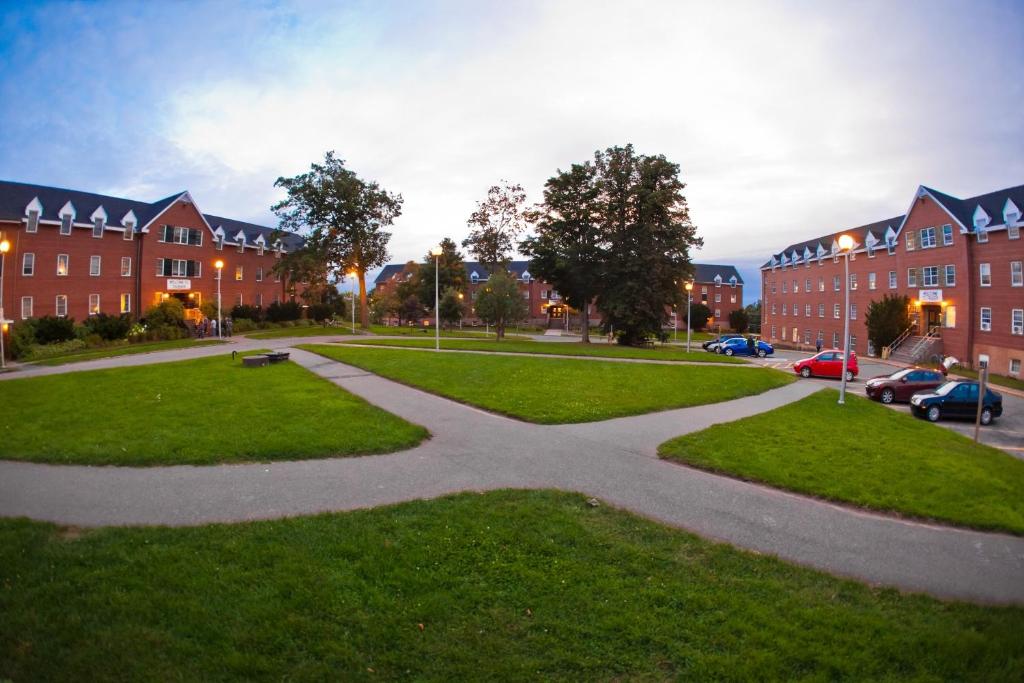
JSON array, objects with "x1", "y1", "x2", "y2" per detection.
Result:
[
  {"x1": 659, "y1": 389, "x2": 1024, "y2": 534},
  {"x1": 245, "y1": 325, "x2": 358, "y2": 339},
  {"x1": 369, "y1": 324, "x2": 532, "y2": 339},
  {"x1": 2, "y1": 490, "x2": 1021, "y2": 681},
  {"x1": 28, "y1": 338, "x2": 226, "y2": 366},
  {"x1": 0, "y1": 353, "x2": 426, "y2": 466},
  {"x1": 300, "y1": 344, "x2": 790, "y2": 423},
  {"x1": 340, "y1": 337, "x2": 748, "y2": 363}
]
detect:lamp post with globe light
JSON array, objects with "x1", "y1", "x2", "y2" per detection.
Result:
[
  {"x1": 837, "y1": 234, "x2": 855, "y2": 404},
  {"x1": 349, "y1": 271, "x2": 358, "y2": 334},
  {"x1": 214, "y1": 260, "x2": 224, "y2": 339},
  {"x1": 684, "y1": 281, "x2": 693, "y2": 353},
  {"x1": 430, "y1": 245, "x2": 443, "y2": 350},
  {"x1": 0, "y1": 239, "x2": 9, "y2": 368}
]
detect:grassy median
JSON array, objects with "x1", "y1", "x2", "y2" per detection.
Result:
[
  {"x1": 2, "y1": 491, "x2": 1021, "y2": 681},
  {"x1": 0, "y1": 353, "x2": 427, "y2": 466},
  {"x1": 340, "y1": 337, "x2": 747, "y2": 363},
  {"x1": 300, "y1": 344, "x2": 789, "y2": 423},
  {"x1": 659, "y1": 389, "x2": 1024, "y2": 534},
  {"x1": 28, "y1": 338, "x2": 226, "y2": 366}
]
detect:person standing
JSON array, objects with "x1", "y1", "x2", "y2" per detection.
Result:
[
  {"x1": 815, "y1": 335, "x2": 823, "y2": 353},
  {"x1": 211, "y1": 318, "x2": 218, "y2": 337},
  {"x1": 225, "y1": 317, "x2": 233, "y2": 338}
]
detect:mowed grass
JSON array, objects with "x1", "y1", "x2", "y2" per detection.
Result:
[
  {"x1": 659, "y1": 389, "x2": 1024, "y2": 534},
  {"x1": 341, "y1": 336, "x2": 747, "y2": 363},
  {"x1": 370, "y1": 324, "x2": 532, "y2": 339},
  {"x1": 0, "y1": 353, "x2": 427, "y2": 466},
  {"x1": 2, "y1": 491, "x2": 1021, "y2": 682},
  {"x1": 245, "y1": 325, "x2": 359, "y2": 339},
  {"x1": 300, "y1": 344, "x2": 790, "y2": 423},
  {"x1": 29, "y1": 338, "x2": 226, "y2": 366}
]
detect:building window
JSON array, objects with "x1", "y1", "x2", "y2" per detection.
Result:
[
  {"x1": 161, "y1": 225, "x2": 203, "y2": 246},
  {"x1": 976, "y1": 229, "x2": 988, "y2": 243},
  {"x1": 886, "y1": 238, "x2": 895, "y2": 256},
  {"x1": 1011, "y1": 261, "x2": 1022, "y2": 287},
  {"x1": 888, "y1": 270, "x2": 897, "y2": 289},
  {"x1": 257, "y1": 244, "x2": 264, "y2": 256},
  {"x1": 156, "y1": 258, "x2": 200, "y2": 277},
  {"x1": 832, "y1": 331, "x2": 840, "y2": 347},
  {"x1": 805, "y1": 304, "x2": 811, "y2": 317},
  {"x1": 770, "y1": 325, "x2": 776, "y2": 339},
  {"x1": 714, "y1": 293, "x2": 721, "y2": 303},
  {"x1": 792, "y1": 327, "x2": 799, "y2": 343},
  {"x1": 818, "y1": 303, "x2": 824, "y2": 318},
  {"x1": 921, "y1": 266, "x2": 938, "y2": 287},
  {"x1": 907, "y1": 268, "x2": 917, "y2": 287},
  {"x1": 121, "y1": 257, "x2": 132, "y2": 277},
  {"x1": 942, "y1": 224, "x2": 953, "y2": 246},
  {"x1": 980, "y1": 307, "x2": 992, "y2": 331},
  {"x1": 944, "y1": 264, "x2": 955, "y2": 287},
  {"x1": 55, "y1": 295, "x2": 68, "y2": 317},
  {"x1": 905, "y1": 232, "x2": 916, "y2": 251},
  {"x1": 770, "y1": 280, "x2": 776, "y2": 294},
  {"x1": 26, "y1": 210, "x2": 39, "y2": 233},
  {"x1": 979, "y1": 263, "x2": 991, "y2": 287},
  {"x1": 90, "y1": 255, "x2": 101, "y2": 276},
  {"x1": 919, "y1": 227, "x2": 936, "y2": 248},
  {"x1": 782, "y1": 281, "x2": 788, "y2": 294},
  {"x1": 1009, "y1": 224, "x2": 1020, "y2": 240},
  {"x1": 782, "y1": 303, "x2": 787, "y2": 316},
  {"x1": 21, "y1": 296, "x2": 32, "y2": 319},
  {"x1": 274, "y1": 270, "x2": 281, "y2": 283},
  {"x1": 121, "y1": 293, "x2": 131, "y2": 314},
  {"x1": 771, "y1": 303, "x2": 777, "y2": 315},
  {"x1": 804, "y1": 329, "x2": 811, "y2": 344},
  {"x1": 1011, "y1": 358, "x2": 1021, "y2": 376},
  {"x1": 256, "y1": 267, "x2": 264, "y2": 282},
  {"x1": 237, "y1": 241, "x2": 245, "y2": 254},
  {"x1": 22, "y1": 253, "x2": 34, "y2": 276},
  {"x1": 792, "y1": 280, "x2": 798, "y2": 293},
  {"x1": 235, "y1": 293, "x2": 243, "y2": 306},
  {"x1": 235, "y1": 266, "x2": 244, "y2": 281},
  {"x1": 866, "y1": 243, "x2": 874, "y2": 258},
  {"x1": 92, "y1": 218, "x2": 104, "y2": 238},
  {"x1": 868, "y1": 272, "x2": 876, "y2": 290},
  {"x1": 88, "y1": 294, "x2": 100, "y2": 315},
  {"x1": 730, "y1": 294, "x2": 736, "y2": 304},
  {"x1": 849, "y1": 335, "x2": 857, "y2": 351},
  {"x1": 804, "y1": 278, "x2": 811, "y2": 292},
  {"x1": 60, "y1": 214, "x2": 73, "y2": 235},
  {"x1": 817, "y1": 277, "x2": 824, "y2": 292},
  {"x1": 850, "y1": 304, "x2": 857, "y2": 320},
  {"x1": 833, "y1": 303, "x2": 840, "y2": 319},
  {"x1": 216, "y1": 236, "x2": 224, "y2": 251},
  {"x1": 1012, "y1": 309, "x2": 1023, "y2": 335},
  {"x1": 849, "y1": 274, "x2": 857, "y2": 290},
  {"x1": 57, "y1": 254, "x2": 69, "y2": 276},
  {"x1": 701, "y1": 285, "x2": 707, "y2": 294},
  {"x1": 256, "y1": 293, "x2": 263, "y2": 307},
  {"x1": 832, "y1": 275, "x2": 840, "y2": 291},
  {"x1": 123, "y1": 224, "x2": 134, "y2": 241}
]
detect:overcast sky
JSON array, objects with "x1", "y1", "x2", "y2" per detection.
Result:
[{"x1": 2, "y1": 0, "x2": 1022, "y2": 302}]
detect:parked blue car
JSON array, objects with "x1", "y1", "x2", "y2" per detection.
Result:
[{"x1": 719, "y1": 337, "x2": 774, "y2": 358}]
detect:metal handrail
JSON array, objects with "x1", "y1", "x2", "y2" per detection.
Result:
[
  {"x1": 905, "y1": 325, "x2": 942, "y2": 361},
  {"x1": 882, "y1": 325, "x2": 916, "y2": 358}
]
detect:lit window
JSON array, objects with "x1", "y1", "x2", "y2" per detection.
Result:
[
  {"x1": 980, "y1": 307, "x2": 992, "y2": 331},
  {"x1": 22, "y1": 253, "x2": 34, "y2": 276},
  {"x1": 90, "y1": 255, "x2": 101, "y2": 276},
  {"x1": 868, "y1": 272, "x2": 876, "y2": 290},
  {"x1": 833, "y1": 303, "x2": 840, "y2": 319},
  {"x1": 21, "y1": 296, "x2": 32, "y2": 319},
  {"x1": 55, "y1": 295, "x2": 68, "y2": 317},
  {"x1": 235, "y1": 266, "x2": 244, "y2": 281},
  {"x1": 979, "y1": 263, "x2": 991, "y2": 286},
  {"x1": 57, "y1": 254, "x2": 69, "y2": 276},
  {"x1": 121, "y1": 293, "x2": 131, "y2": 314},
  {"x1": 905, "y1": 232, "x2": 915, "y2": 251},
  {"x1": 818, "y1": 277, "x2": 824, "y2": 292},
  {"x1": 849, "y1": 274, "x2": 857, "y2": 290},
  {"x1": 89, "y1": 294, "x2": 100, "y2": 315}
]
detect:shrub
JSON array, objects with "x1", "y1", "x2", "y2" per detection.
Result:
[
  {"x1": 200, "y1": 301, "x2": 219, "y2": 320},
  {"x1": 232, "y1": 318, "x2": 257, "y2": 333},
  {"x1": 83, "y1": 313, "x2": 133, "y2": 341},
  {"x1": 34, "y1": 315, "x2": 77, "y2": 344},
  {"x1": 144, "y1": 299, "x2": 186, "y2": 329},
  {"x1": 265, "y1": 301, "x2": 302, "y2": 322},
  {"x1": 22, "y1": 338, "x2": 88, "y2": 361},
  {"x1": 231, "y1": 304, "x2": 263, "y2": 322},
  {"x1": 8, "y1": 320, "x2": 39, "y2": 359}
]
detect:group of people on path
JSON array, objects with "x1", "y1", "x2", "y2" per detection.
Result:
[{"x1": 194, "y1": 316, "x2": 232, "y2": 339}]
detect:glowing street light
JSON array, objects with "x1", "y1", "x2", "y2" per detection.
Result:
[
  {"x1": 214, "y1": 259, "x2": 224, "y2": 339},
  {"x1": 430, "y1": 245, "x2": 443, "y2": 351},
  {"x1": 684, "y1": 281, "x2": 693, "y2": 353},
  {"x1": 837, "y1": 233, "x2": 855, "y2": 404},
  {"x1": 349, "y1": 270, "x2": 358, "y2": 334},
  {"x1": 0, "y1": 239, "x2": 9, "y2": 369}
]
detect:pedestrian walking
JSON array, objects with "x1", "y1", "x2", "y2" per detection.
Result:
[
  {"x1": 815, "y1": 336, "x2": 823, "y2": 353},
  {"x1": 197, "y1": 317, "x2": 205, "y2": 339},
  {"x1": 211, "y1": 318, "x2": 218, "y2": 336}
]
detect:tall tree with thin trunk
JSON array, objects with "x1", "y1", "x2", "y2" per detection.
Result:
[
  {"x1": 272, "y1": 151, "x2": 402, "y2": 328},
  {"x1": 417, "y1": 237, "x2": 466, "y2": 306},
  {"x1": 521, "y1": 162, "x2": 603, "y2": 343}
]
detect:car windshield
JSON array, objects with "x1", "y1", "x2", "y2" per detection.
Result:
[
  {"x1": 890, "y1": 369, "x2": 913, "y2": 380},
  {"x1": 933, "y1": 381, "x2": 961, "y2": 396}
]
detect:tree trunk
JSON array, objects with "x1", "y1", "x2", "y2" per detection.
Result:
[
  {"x1": 358, "y1": 273, "x2": 369, "y2": 328},
  {"x1": 496, "y1": 319, "x2": 504, "y2": 340},
  {"x1": 580, "y1": 300, "x2": 591, "y2": 343}
]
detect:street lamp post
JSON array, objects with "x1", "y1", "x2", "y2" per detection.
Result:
[
  {"x1": 430, "y1": 246, "x2": 443, "y2": 351},
  {"x1": 684, "y1": 282, "x2": 693, "y2": 353},
  {"x1": 214, "y1": 260, "x2": 224, "y2": 339},
  {"x1": 837, "y1": 234, "x2": 855, "y2": 405},
  {"x1": 0, "y1": 239, "x2": 9, "y2": 369},
  {"x1": 350, "y1": 271, "x2": 358, "y2": 334}
]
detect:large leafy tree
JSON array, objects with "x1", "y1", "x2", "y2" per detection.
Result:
[
  {"x1": 521, "y1": 162, "x2": 603, "y2": 343},
  {"x1": 417, "y1": 238, "x2": 466, "y2": 307},
  {"x1": 594, "y1": 145, "x2": 702, "y2": 345},
  {"x1": 474, "y1": 271, "x2": 527, "y2": 340},
  {"x1": 686, "y1": 303, "x2": 712, "y2": 332},
  {"x1": 438, "y1": 287, "x2": 465, "y2": 328},
  {"x1": 866, "y1": 294, "x2": 912, "y2": 350},
  {"x1": 272, "y1": 151, "x2": 402, "y2": 328},
  {"x1": 728, "y1": 309, "x2": 749, "y2": 333},
  {"x1": 463, "y1": 181, "x2": 528, "y2": 273}
]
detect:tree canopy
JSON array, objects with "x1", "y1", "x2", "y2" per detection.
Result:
[
  {"x1": 866, "y1": 294, "x2": 912, "y2": 350},
  {"x1": 474, "y1": 271, "x2": 527, "y2": 339},
  {"x1": 463, "y1": 181, "x2": 528, "y2": 273},
  {"x1": 272, "y1": 151, "x2": 402, "y2": 328},
  {"x1": 417, "y1": 238, "x2": 466, "y2": 307}
]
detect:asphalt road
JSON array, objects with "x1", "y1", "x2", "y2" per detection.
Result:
[{"x1": 746, "y1": 348, "x2": 1024, "y2": 457}]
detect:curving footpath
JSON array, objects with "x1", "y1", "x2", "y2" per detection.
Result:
[{"x1": 0, "y1": 346, "x2": 1022, "y2": 605}]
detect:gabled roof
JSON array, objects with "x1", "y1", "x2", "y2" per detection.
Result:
[
  {"x1": 0, "y1": 179, "x2": 302, "y2": 247},
  {"x1": 761, "y1": 215, "x2": 902, "y2": 269},
  {"x1": 693, "y1": 263, "x2": 744, "y2": 285}
]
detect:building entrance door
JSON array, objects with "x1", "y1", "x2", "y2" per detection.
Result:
[{"x1": 922, "y1": 305, "x2": 941, "y2": 334}]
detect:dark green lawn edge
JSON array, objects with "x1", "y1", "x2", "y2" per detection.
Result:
[
  {"x1": 27, "y1": 339, "x2": 227, "y2": 366},
  {"x1": 658, "y1": 389, "x2": 1024, "y2": 536}
]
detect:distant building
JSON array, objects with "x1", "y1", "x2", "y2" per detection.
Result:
[
  {"x1": 691, "y1": 264, "x2": 745, "y2": 329},
  {"x1": 760, "y1": 183, "x2": 1023, "y2": 376}
]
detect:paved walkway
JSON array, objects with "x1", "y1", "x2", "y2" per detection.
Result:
[{"x1": 1, "y1": 345, "x2": 1022, "y2": 605}]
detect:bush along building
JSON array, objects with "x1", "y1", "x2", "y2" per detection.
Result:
[
  {"x1": 0, "y1": 180, "x2": 304, "y2": 331},
  {"x1": 760, "y1": 183, "x2": 1023, "y2": 378},
  {"x1": 374, "y1": 260, "x2": 744, "y2": 331}
]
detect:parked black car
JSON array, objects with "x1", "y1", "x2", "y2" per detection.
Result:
[
  {"x1": 702, "y1": 334, "x2": 744, "y2": 352},
  {"x1": 909, "y1": 380, "x2": 1003, "y2": 425}
]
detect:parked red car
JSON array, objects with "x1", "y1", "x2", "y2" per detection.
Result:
[
  {"x1": 864, "y1": 367, "x2": 946, "y2": 404},
  {"x1": 793, "y1": 349, "x2": 858, "y2": 381}
]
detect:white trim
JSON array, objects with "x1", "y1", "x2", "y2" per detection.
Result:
[
  {"x1": 972, "y1": 204, "x2": 991, "y2": 230},
  {"x1": 24, "y1": 196, "x2": 43, "y2": 218},
  {"x1": 58, "y1": 200, "x2": 76, "y2": 220},
  {"x1": 1003, "y1": 198, "x2": 1021, "y2": 226},
  {"x1": 90, "y1": 205, "x2": 108, "y2": 223},
  {"x1": 138, "y1": 191, "x2": 215, "y2": 234},
  {"x1": 896, "y1": 186, "x2": 967, "y2": 236}
]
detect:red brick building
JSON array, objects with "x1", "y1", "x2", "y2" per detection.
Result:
[
  {"x1": 690, "y1": 264, "x2": 745, "y2": 330},
  {"x1": 0, "y1": 181, "x2": 302, "y2": 329},
  {"x1": 760, "y1": 183, "x2": 1023, "y2": 377}
]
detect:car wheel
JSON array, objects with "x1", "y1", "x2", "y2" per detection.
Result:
[
  {"x1": 757, "y1": 349, "x2": 767, "y2": 358},
  {"x1": 724, "y1": 348, "x2": 734, "y2": 356},
  {"x1": 845, "y1": 370, "x2": 855, "y2": 382},
  {"x1": 926, "y1": 405, "x2": 941, "y2": 422},
  {"x1": 714, "y1": 347, "x2": 722, "y2": 354},
  {"x1": 800, "y1": 367, "x2": 812, "y2": 378},
  {"x1": 880, "y1": 388, "x2": 895, "y2": 404},
  {"x1": 981, "y1": 408, "x2": 993, "y2": 426}
]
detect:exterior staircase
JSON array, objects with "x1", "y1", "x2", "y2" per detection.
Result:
[{"x1": 888, "y1": 332, "x2": 943, "y2": 365}]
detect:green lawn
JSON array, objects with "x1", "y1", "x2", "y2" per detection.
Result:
[
  {"x1": 300, "y1": 344, "x2": 790, "y2": 423},
  {"x1": 0, "y1": 353, "x2": 427, "y2": 466},
  {"x1": 369, "y1": 324, "x2": 531, "y2": 339},
  {"x1": 28, "y1": 338, "x2": 226, "y2": 366},
  {"x1": 2, "y1": 491, "x2": 1021, "y2": 681},
  {"x1": 340, "y1": 337, "x2": 748, "y2": 363},
  {"x1": 245, "y1": 325, "x2": 358, "y2": 339},
  {"x1": 659, "y1": 389, "x2": 1024, "y2": 534},
  {"x1": 951, "y1": 368, "x2": 1024, "y2": 392}
]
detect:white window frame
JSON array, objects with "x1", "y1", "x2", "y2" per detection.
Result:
[
  {"x1": 121, "y1": 257, "x2": 132, "y2": 277},
  {"x1": 26, "y1": 209, "x2": 39, "y2": 233},
  {"x1": 976, "y1": 229, "x2": 988, "y2": 243},
  {"x1": 907, "y1": 268, "x2": 917, "y2": 288},
  {"x1": 979, "y1": 263, "x2": 991, "y2": 287},
  {"x1": 832, "y1": 275, "x2": 840, "y2": 292},
  {"x1": 22, "y1": 252, "x2": 34, "y2": 276},
  {"x1": 1011, "y1": 358, "x2": 1021, "y2": 375},
  {"x1": 888, "y1": 271, "x2": 897, "y2": 289},
  {"x1": 920, "y1": 227, "x2": 936, "y2": 249},
  {"x1": 57, "y1": 253, "x2": 69, "y2": 277},
  {"x1": 90, "y1": 255, "x2": 101, "y2": 277},
  {"x1": 55, "y1": 294, "x2": 68, "y2": 318},
  {"x1": 833, "y1": 303, "x2": 840, "y2": 319},
  {"x1": 1011, "y1": 261, "x2": 1022, "y2": 287},
  {"x1": 123, "y1": 224, "x2": 134, "y2": 241},
  {"x1": 805, "y1": 304, "x2": 811, "y2": 317},
  {"x1": 1012, "y1": 309, "x2": 1023, "y2": 336},
  {"x1": 256, "y1": 266, "x2": 263, "y2": 282},
  {"x1": 848, "y1": 274, "x2": 856, "y2": 291},
  {"x1": 980, "y1": 307, "x2": 992, "y2": 332},
  {"x1": 944, "y1": 264, "x2": 955, "y2": 287},
  {"x1": 818, "y1": 277, "x2": 824, "y2": 292},
  {"x1": 868, "y1": 272, "x2": 876, "y2": 290},
  {"x1": 88, "y1": 294, "x2": 100, "y2": 315},
  {"x1": 850, "y1": 303, "x2": 857, "y2": 320},
  {"x1": 60, "y1": 214, "x2": 73, "y2": 235},
  {"x1": 92, "y1": 218, "x2": 104, "y2": 238},
  {"x1": 121, "y1": 293, "x2": 131, "y2": 314},
  {"x1": 921, "y1": 265, "x2": 938, "y2": 287},
  {"x1": 818, "y1": 303, "x2": 824, "y2": 318},
  {"x1": 21, "y1": 296, "x2": 32, "y2": 319},
  {"x1": 832, "y1": 331, "x2": 840, "y2": 347},
  {"x1": 942, "y1": 224, "x2": 954, "y2": 246},
  {"x1": 1009, "y1": 224, "x2": 1020, "y2": 240}
]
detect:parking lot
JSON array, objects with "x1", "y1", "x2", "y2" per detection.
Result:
[{"x1": 749, "y1": 348, "x2": 1024, "y2": 457}]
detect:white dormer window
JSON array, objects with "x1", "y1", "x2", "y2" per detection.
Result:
[
  {"x1": 258, "y1": 244, "x2": 264, "y2": 256},
  {"x1": 471, "y1": 271, "x2": 479, "y2": 284},
  {"x1": 59, "y1": 201, "x2": 76, "y2": 235},
  {"x1": 521, "y1": 270, "x2": 531, "y2": 282},
  {"x1": 977, "y1": 227, "x2": 988, "y2": 243},
  {"x1": 25, "y1": 197, "x2": 42, "y2": 233},
  {"x1": 121, "y1": 210, "x2": 136, "y2": 241},
  {"x1": 90, "y1": 206, "x2": 107, "y2": 238},
  {"x1": 714, "y1": 274, "x2": 722, "y2": 287},
  {"x1": 973, "y1": 204, "x2": 990, "y2": 232},
  {"x1": 729, "y1": 275, "x2": 737, "y2": 288},
  {"x1": 236, "y1": 233, "x2": 246, "y2": 253}
]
